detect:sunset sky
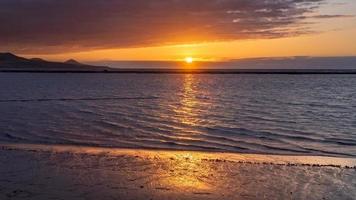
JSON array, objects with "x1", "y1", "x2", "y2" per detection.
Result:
[{"x1": 0, "y1": 0, "x2": 355, "y2": 61}]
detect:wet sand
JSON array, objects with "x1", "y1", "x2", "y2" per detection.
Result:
[{"x1": 1, "y1": 143, "x2": 355, "y2": 200}]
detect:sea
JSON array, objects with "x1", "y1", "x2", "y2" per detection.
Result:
[{"x1": 0, "y1": 73, "x2": 355, "y2": 157}]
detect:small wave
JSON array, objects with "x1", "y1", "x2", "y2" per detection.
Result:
[
  {"x1": 203, "y1": 126, "x2": 356, "y2": 157},
  {"x1": 0, "y1": 96, "x2": 159, "y2": 103},
  {"x1": 4, "y1": 133, "x2": 24, "y2": 140},
  {"x1": 324, "y1": 139, "x2": 356, "y2": 146}
]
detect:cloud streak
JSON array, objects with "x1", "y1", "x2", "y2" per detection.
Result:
[{"x1": 0, "y1": 0, "x2": 339, "y2": 54}]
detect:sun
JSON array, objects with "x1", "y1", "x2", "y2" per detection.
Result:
[{"x1": 185, "y1": 57, "x2": 194, "y2": 64}]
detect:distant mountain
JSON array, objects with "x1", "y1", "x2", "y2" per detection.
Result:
[
  {"x1": 0, "y1": 52, "x2": 110, "y2": 71},
  {"x1": 64, "y1": 59, "x2": 84, "y2": 65},
  {"x1": 30, "y1": 58, "x2": 46, "y2": 62}
]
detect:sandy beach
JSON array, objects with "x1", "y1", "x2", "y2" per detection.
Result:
[{"x1": 1, "y1": 143, "x2": 355, "y2": 200}]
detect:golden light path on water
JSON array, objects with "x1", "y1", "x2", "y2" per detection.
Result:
[
  {"x1": 167, "y1": 74, "x2": 212, "y2": 190},
  {"x1": 169, "y1": 73, "x2": 215, "y2": 146},
  {"x1": 175, "y1": 74, "x2": 198, "y2": 126}
]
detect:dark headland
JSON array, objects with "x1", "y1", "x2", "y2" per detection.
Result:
[
  {"x1": 0, "y1": 52, "x2": 110, "y2": 72},
  {"x1": 1, "y1": 52, "x2": 356, "y2": 74}
]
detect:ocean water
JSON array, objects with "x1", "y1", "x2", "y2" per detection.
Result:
[{"x1": 0, "y1": 73, "x2": 355, "y2": 157}]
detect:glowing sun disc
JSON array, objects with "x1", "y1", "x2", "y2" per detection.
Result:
[{"x1": 185, "y1": 57, "x2": 193, "y2": 63}]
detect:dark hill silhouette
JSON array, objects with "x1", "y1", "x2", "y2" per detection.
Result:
[
  {"x1": 0, "y1": 52, "x2": 28, "y2": 62},
  {"x1": 0, "y1": 52, "x2": 109, "y2": 71},
  {"x1": 31, "y1": 58, "x2": 46, "y2": 62},
  {"x1": 64, "y1": 59, "x2": 84, "y2": 65}
]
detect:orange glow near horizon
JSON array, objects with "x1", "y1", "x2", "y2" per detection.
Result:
[{"x1": 21, "y1": 26, "x2": 356, "y2": 62}]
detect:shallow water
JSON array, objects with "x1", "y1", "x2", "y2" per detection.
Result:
[
  {"x1": 0, "y1": 73, "x2": 355, "y2": 157},
  {"x1": 2, "y1": 147, "x2": 355, "y2": 200}
]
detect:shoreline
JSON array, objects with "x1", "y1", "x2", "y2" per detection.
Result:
[
  {"x1": 2, "y1": 143, "x2": 356, "y2": 168},
  {"x1": 1, "y1": 143, "x2": 355, "y2": 200}
]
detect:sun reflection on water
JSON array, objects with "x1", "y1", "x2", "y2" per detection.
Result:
[
  {"x1": 174, "y1": 74, "x2": 200, "y2": 126},
  {"x1": 155, "y1": 75, "x2": 215, "y2": 191}
]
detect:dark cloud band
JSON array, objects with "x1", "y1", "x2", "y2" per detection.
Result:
[{"x1": 0, "y1": 0, "x2": 338, "y2": 53}]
